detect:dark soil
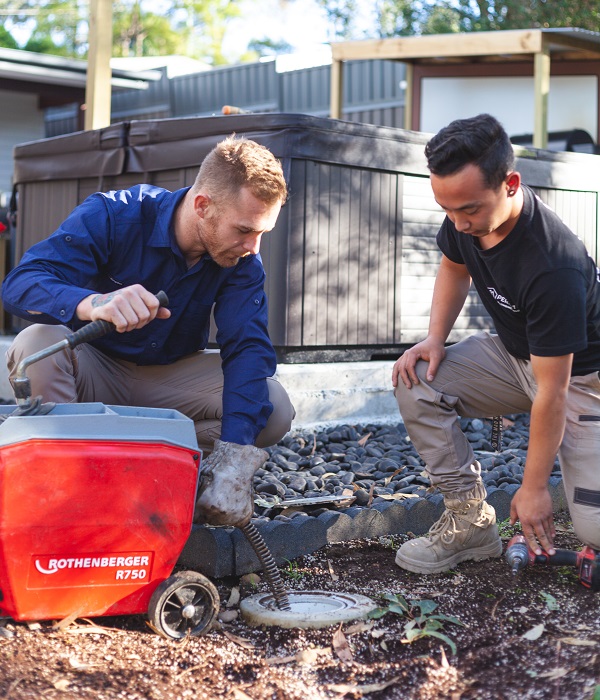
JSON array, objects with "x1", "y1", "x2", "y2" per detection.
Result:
[{"x1": 1, "y1": 513, "x2": 599, "y2": 700}]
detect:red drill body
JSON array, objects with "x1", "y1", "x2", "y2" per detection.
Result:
[{"x1": 505, "y1": 534, "x2": 599, "y2": 591}]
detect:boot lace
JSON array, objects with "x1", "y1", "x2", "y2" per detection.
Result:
[{"x1": 427, "y1": 509, "x2": 461, "y2": 545}]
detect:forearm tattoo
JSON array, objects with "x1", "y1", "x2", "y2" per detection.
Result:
[{"x1": 91, "y1": 292, "x2": 118, "y2": 308}]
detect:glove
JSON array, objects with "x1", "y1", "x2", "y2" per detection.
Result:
[{"x1": 193, "y1": 439, "x2": 268, "y2": 528}]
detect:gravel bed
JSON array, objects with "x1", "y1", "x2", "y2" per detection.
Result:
[{"x1": 254, "y1": 414, "x2": 559, "y2": 521}]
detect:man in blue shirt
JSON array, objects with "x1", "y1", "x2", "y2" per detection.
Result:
[{"x1": 2, "y1": 135, "x2": 295, "y2": 528}]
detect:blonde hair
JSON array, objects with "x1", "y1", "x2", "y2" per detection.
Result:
[{"x1": 192, "y1": 135, "x2": 287, "y2": 206}]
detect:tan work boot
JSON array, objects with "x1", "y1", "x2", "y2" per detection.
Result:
[{"x1": 395, "y1": 481, "x2": 503, "y2": 574}]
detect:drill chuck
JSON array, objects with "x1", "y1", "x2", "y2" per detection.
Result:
[{"x1": 505, "y1": 539, "x2": 530, "y2": 575}]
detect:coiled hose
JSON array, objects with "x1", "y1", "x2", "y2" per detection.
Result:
[{"x1": 241, "y1": 522, "x2": 291, "y2": 611}]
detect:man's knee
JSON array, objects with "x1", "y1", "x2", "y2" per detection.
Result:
[
  {"x1": 7, "y1": 324, "x2": 70, "y2": 371},
  {"x1": 572, "y1": 513, "x2": 600, "y2": 550},
  {"x1": 255, "y1": 378, "x2": 295, "y2": 448}
]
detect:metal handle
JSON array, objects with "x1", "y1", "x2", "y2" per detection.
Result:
[
  {"x1": 65, "y1": 290, "x2": 169, "y2": 349},
  {"x1": 13, "y1": 290, "x2": 169, "y2": 405}
]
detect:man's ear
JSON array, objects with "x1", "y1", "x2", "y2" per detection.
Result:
[
  {"x1": 506, "y1": 171, "x2": 521, "y2": 196},
  {"x1": 194, "y1": 193, "x2": 212, "y2": 219}
]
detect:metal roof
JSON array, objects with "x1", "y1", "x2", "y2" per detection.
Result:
[{"x1": 0, "y1": 47, "x2": 162, "y2": 90}]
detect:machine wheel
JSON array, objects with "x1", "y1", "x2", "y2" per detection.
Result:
[{"x1": 148, "y1": 571, "x2": 220, "y2": 639}]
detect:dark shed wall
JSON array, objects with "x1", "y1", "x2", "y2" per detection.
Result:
[{"x1": 10, "y1": 114, "x2": 600, "y2": 360}]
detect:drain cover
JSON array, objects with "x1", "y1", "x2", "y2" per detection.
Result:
[{"x1": 240, "y1": 590, "x2": 378, "y2": 629}]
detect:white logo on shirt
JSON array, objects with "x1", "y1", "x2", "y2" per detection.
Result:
[{"x1": 487, "y1": 287, "x2": 520, "y2": 312}]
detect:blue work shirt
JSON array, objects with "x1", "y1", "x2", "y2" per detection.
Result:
[{"x1": 1, "y1": 184, "x2": 276, "y2": 444}]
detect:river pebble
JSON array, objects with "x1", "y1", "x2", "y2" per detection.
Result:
[{"x1": 253, "y1": 414, "x2": 559, "y2": 519}]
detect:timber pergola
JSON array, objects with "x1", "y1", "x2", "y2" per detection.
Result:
[{"x1": 330, "y1": 28, "x2": 600, "y2": 149}]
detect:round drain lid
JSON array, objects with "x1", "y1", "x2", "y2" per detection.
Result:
[{"x1": 240, "y1": 590, "x2": 378, "y2": 629}]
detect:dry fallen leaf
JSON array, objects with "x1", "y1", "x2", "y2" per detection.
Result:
[
  {"x1": 226, "y1": 587, "x2": 240, "y2": 608},
  {"x1": 232, "y1": 689, "x2": 254, "y2": 700},
  {"x1": 326, "y1": 559, "x2": 339, "y2": 582},
  {"x1": 52, "y1": 611, "x2": 82, "y2": 631},
  {"x1": 64, "y1": 627, "x2": 114, "y2": 636},
  {"x1": 374, "y1": 492, "x2": 419, "y2": 500},
  {"x1": 296, "y1": 647, "x2": 329, "y2": 664},
  {"x1": 536, "y1": 667, "x2": 571, "y2": 680},
  {"x1": 332, "y1": 625, "x2": 354, "y2": 664},
  {"x1": 357, "y1": 432, "x2": 372, "y2": 447},
  {"x1": 53, "y1": 678, "x2": 71, "y2": 691},
  {"x1": 222, "y1": 630, "x2": 255, "y2": 649},
  {"x1": 558, "y1": 637, "x2": 597, "y2": 647},
  {"x1": 68, "y1": 656, "x2": 101, "y2": 670},
  {"x1": 522, "y1": 624, "x2": 545, "y2": 641},
  {"x1": 345, "y1": 620, "x2": 373, "y2": 636},
  {"x1": 328, "y1": 676, "x2": 402, "y2": 695}
]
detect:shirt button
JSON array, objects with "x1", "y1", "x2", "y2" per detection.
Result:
[
  {"x1": 254, "y1": 299, "x2": 260, "y2": 305},
  {"x1": 65, "y1": 236, "x2": 72, "y2": 242},
  {"x1": 59, "y1": 309, "x2": 65, "y2": 316},
  {"x1": 151, "y1": 342, "x2": 157, "y2": 348}
]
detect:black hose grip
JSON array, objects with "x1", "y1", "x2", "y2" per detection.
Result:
[
  {"x1": 65, "y1": 319, "x2": 114, "y2": 348},
  {"x1": 65, "y1": 290, "x2": 169, "y2": 349}
]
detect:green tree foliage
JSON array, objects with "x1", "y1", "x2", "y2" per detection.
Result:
[
  {"x1": 0, "y1": 24, "x2": 19, "y2": 49},
  {"x1": 315, "y1": 0, "x2": 358, "y2": 40},
  {"x1": 167, "y1": 0, "x2": 242, "y2": 65},
  {"x1": 0, "y1": 0, "x2": 243, "y2": 64},
  {"x1": 317, "y1": 0, "x2": 600, "y2": 38}
]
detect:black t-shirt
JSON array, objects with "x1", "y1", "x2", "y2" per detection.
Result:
[{"x1": 437, "y1": 185, "x2": 600, "y2": 375}]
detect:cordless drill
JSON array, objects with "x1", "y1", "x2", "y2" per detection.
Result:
[{"x1": 505, "y1": 534, "x2": 600, "y2": 591}]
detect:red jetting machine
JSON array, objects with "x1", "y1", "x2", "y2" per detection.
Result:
[{"x1": 0, "y1": 293, "x2": 221, "y2": 639}]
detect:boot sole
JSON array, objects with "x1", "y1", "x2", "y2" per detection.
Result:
[{"x1": 395, "y1": 539, "x2": 503, "y2": 575}]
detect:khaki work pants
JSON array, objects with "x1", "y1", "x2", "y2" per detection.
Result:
[
  {"x1": 7, "y1": 324, "x2": 295, "y2": 455},
  {"x1": 395, "y1": 331, "x2": 600, "y2": 549}
]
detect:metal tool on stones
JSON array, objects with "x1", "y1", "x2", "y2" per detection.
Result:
[
  {"x1": 0, "y1": 292, "x2": 223, "y2": 639},
  {"x1": 505, "y1": 534, "x2": 600, "y2": 591}
]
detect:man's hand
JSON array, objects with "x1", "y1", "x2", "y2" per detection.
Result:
[
  {"x1": 194, "y1": 440, "x2": 268, "y2": 528},
  {"x1": 510, "y1": 485, "x2": 556, "y2": 556},
  {"x1": 392, "y1": 336, "x2": 446, "y2": 390},
  {"x1": 76, "y1": 284, "x2": 170, "y2": 332}
]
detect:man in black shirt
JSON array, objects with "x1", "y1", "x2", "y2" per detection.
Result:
[{"x1": 393, "y1": 113, "x2": 600, "y2": 573}]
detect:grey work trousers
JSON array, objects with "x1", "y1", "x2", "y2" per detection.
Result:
[
  {"x1": 7, "y1": 324, "x2": 295, "y2": 455},
  {"x1": 395, "y1": 331, "x2": 600, "y2": 550}
]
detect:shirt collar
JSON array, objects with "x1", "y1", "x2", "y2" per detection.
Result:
[{"x1": 147, "y1": 186, "x2": 190, "y2": 249}]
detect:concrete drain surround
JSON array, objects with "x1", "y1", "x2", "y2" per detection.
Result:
[{"x1": 240, "y1": 591, "x2": 378, "y2": 629}]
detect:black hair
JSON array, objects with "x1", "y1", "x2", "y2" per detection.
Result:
[{"x1": 424, "y1": 114, "x2": 515, "y2": 190}]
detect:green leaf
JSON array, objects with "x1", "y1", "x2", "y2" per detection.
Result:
[
  {"x1": 592, "y1": 684, "x2": 600, "y2": 700},
  {"x1": 424, "y1": 629, "x2": 458, "y2": 656},
  {"x1": 388, "y1": 603, "x2": 409, "y2": 617},
  {"x1": 430, "y1": 614, "x2": 465, "y2": 627},
  {"x1": 540, "y1": 591, "x2": 560, "y2": 611},
  {"x1": 404, "y1": 626, "x2": 423, "y2": 642},
  {"x1": 368, "y1": 608, "x2": 388, "y2": 619},
  {"x1": 422, "y1": 619, "x2": 444, "y2": 632},
  {"x1": 415, "y1": 599, "x2": 438, "y2": 615}
]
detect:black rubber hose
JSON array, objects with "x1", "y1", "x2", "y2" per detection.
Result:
[{"x1": 241, "y1": 522, "x2": 291, "y2": 611}]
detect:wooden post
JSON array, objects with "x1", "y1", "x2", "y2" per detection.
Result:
[
  {"x1": 330, "y1": 58, "x2": 343, "y2": 120},
  {"x1": 85, "y1": 0, "x2": 113, "y2": 131},
  {"x1": 403, "y1": 62, "x2": 413, "y2": 131},
  {"x1": 533, "y1": 41, "x2": 550, "y2": 150}
]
